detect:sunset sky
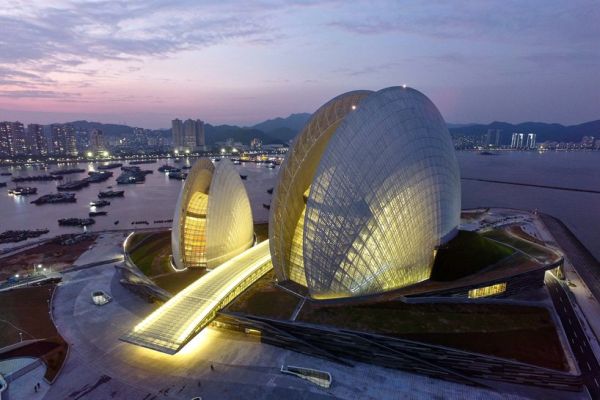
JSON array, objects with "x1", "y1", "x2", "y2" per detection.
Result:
[{"x1": 1, "y1": 0, "x2": 598, "y2": 128}]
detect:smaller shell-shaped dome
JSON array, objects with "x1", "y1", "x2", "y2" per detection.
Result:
[{"x1": 171, "y1": 158, "x2": 254, "y2": 270}]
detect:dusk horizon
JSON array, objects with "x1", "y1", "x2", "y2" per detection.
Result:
[
  {"x1": 1, "y1": 2, "x2": 600, "y2": 400},
  {"x1": 1, "y1": 1, "x2": 599, "y2": 128}
]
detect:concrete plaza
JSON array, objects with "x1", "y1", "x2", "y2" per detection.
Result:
[{"x1": 42, "y1": 233, "x2": 534, "y2": 400}]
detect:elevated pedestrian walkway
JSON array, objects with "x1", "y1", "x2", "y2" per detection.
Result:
[{"x1": 121, "y1": 240, "x2": 272, "y2": 354}]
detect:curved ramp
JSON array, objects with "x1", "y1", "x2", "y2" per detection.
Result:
[{"x1": 121, "y1": 240, "x2": 272, "y2": 354}]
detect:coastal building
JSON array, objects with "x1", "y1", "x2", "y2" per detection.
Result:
[
  {"x1": 0, "y1": 121, "x2": 14, "y2": 157},
  {"x1": 90, "y1": 128, "x2": 106, "y2": 153},
  {"x1": 172, "y1": 118, "x2": 183, "y2": 150},
  {"x1": 27, "y1": 123, "x2": 47, "y2": 155},
  {"x1": 526, "y1": 133, "x2": 536, "y2": 149},
  {"x1": 51, "y1": 124, "x2": 77, "y2": 156},
  {"x1": 484, "y1": 129, "x2": 501, "y2": 148},
  {"x1": 250, "y1": 137, "x2": 262, "y2": 150},
  {"x1": 511, "y1": 132, "x2": 535, "y2": 149},
  {"x1": 10, "y1": 122, "x2": 27, "y2": 156},
  {"x1": 270, "y1": 86, "x2": 461, "y2": 300},
  {"x1": 511, "y1": 132, "x2": 524, "y2": 149},
  {"x1": 0, "y1": 121, "x2": 38, "y2": 157},
  {"x1": 171, "y1": 158, "x2": 254, "y2": 270},
  {"x1": 172, "y1": 118, "x2": 205, "y2": 152},
  {"x1": 133, "y1": 127, "x2": 148, "y2": 147}
]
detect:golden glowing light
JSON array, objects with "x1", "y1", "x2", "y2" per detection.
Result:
[
  {"x1": 468, "y1": 282, "x2": 507, "y2": 298},
  {"x1": 122, "y1": 240, "x2": 272, "y2": 354}
]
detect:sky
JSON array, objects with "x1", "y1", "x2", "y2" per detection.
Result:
[{"x1": 0, "y1": 0, "x2": 599, "y2": 129}]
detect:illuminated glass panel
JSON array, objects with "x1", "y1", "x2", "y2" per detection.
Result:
[
  {"x1": 172, "y1": 159, "x2": 214, "y2": 270},
  {"x1": 270, "y1": 91, "x2": 373, "y2": 286},
  {"x1": 205, "y1": 160, "x2": 254, "y2": 269},
  {"x1": 121, "y1": 240, "x2": 272, "y2": 354},
  {"x1": 468, "y1": 282, "x2": 507, "y2": 298}
]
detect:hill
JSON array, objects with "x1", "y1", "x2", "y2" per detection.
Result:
[
  {"x1": 69, "y1": 120, "x2": 135, "y2": 136},
  {"x1": 251, "y1": 113, "x2": 311, "y2": 135},
  {"x1": 204, "y1": 124, "x2": 286, "y2": 145},
  {"x1": 449, "y1": 120, "x2": 600, "y2": 144}
]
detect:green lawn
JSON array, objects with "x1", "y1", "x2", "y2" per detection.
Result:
[
  {"x1": 482, "y1": 229, "x2": 553, "y2": 260},
  {"x1": 126, "y1": 232, "x2": 153, "y2": 251},
  {"x1": 128, "y1": 231, "x2": 172, "y2": 276},
  {"x1": 298, "y1": 301, "x2": 566, "y2": 370},
  {"x1": 430, "y1": 230, "x2": 514, "y2": 281},
  {"x1": 226, "y1": 271, "x2": 301, "y2": 320}
]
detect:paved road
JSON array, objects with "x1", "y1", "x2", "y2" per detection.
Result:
[
  {"x1": 541, "y1": 214, "x2": 600, "y2": 303},
  {"x1": 461, "y1": 178, "x2": 600, "y2": 194},
  {"x1": 545, "y1": 274, "x2": 600, "y2": 398}
]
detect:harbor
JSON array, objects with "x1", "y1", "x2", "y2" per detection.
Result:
[{"x1": 0, "y1": 158, "x2": 277, "y2": 252}]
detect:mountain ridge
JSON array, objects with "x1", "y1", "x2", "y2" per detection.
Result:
[{"x1": 49, "y1": 115, "x2": 599, "y2": 145}]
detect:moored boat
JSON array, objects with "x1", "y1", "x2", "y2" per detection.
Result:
[
  {"x1": 8, "y1": 186, "x2": 38, "y2": 195},
  {"x1": 98, "y1": 190, "x2": 125, "y2": 198}
]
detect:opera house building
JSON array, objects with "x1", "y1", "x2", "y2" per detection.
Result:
[
  {"x1": 171, "y1": 158, "x2": 254, "y2": 270},
  {"x1": 124, "y1": 86, "x2": 563, "y2": 370},
  {"x1": 270, "y1": 86, "x2": 461, "y2": 300}
]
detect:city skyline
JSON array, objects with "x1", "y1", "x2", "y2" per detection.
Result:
[{"x1": 1, "y1": 1, "x2": 599, "y2": 128}]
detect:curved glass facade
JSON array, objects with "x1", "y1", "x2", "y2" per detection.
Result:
[
  {"x1": 205, "y1": 159, "x2": 254, "y2": 269},
  {"x1": 270, "y1": 86, "x2": 461, "y2": 299},
  {"x1": 172, "y1": 158, "x2": 254, "y2": 270},
  {"x1": 269, "y1": 90, "x2": 373, "y2": 286}
]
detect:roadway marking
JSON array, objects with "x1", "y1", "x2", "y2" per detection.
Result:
[
  {"x1": 594, "y1": 378, "x2": 599, "y2": 388},
  {"x1": 587, "y1": 362, "x2": 592, "y2": 371}
]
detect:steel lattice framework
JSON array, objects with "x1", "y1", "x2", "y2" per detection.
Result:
[
  {"x1": 270, "y1": 86, "x2": 461, "y2": 299},
  {"x1": 269, "y1": 90, "x2": 373, "y2": 286}
]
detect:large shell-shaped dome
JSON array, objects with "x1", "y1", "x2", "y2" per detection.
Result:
[
  {"x1": 270, "y1": 86, "x2": 460, "y2": 299},
  {"x1": 172, "y1": 158, "x2": 254, "y2": 270}
]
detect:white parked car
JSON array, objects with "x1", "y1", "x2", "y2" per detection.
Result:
[{"x1": 91, "y1": 290, "x2": 112, "y2": 306}]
